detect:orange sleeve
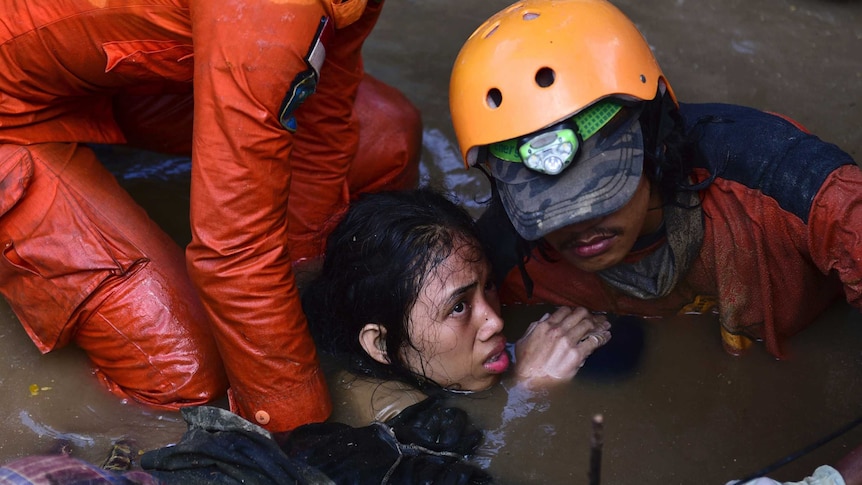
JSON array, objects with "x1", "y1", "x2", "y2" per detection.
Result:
[
  {"x1": 185, "y1": 0, "x2": 345, "y2": 431},
  {"x1": 808, "y1": 165, "x2": 862, "y2": 310},
  {"x1": 286, "y1": 1, "x2": 384, "y2": 261}
]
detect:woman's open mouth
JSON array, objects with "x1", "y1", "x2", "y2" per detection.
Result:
[{"x1": 483, "y1": 344, "x2": 511, "y2": 374}]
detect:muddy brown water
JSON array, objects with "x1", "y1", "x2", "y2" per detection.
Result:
[{"x1": 1, "y1": 0, "x2": 860, "y2": 483}]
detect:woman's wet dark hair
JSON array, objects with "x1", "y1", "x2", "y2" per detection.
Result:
[{"x1": 301, "y1": 187, "x2": 485, "y2": 389}]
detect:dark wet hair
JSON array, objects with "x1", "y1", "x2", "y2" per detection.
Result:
[
  {"x1": 639, "y1": 87, "x2": 708, "y2": 202},
  {"x1": 301, "y1": 187, "x2": 485, "y2": 389}
]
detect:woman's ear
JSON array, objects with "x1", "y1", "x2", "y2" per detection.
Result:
[{"x1": 359, "y1": 323, "x2": 391, "y2": 365}]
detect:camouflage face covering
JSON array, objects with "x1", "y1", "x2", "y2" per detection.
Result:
[
  {"x1": 487, "y1": 114, "x2": 645, "y2": 241},
  {"x1": 597, "y1": 189, "x2": 704, "y2": 299}
]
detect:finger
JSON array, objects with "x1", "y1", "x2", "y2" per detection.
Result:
[
  {"x1": 577, "y1": 333, "x2": 600, "y2": 345},
  {"x1": 578, "y1": 330, "x2": 611, "y2": 349},
  {"x1": 575, "y1": 311, "x2": 612, "y2": 337},
  {"x1": 521, "y1": 309, "x2": 572, "y2": 344},
  {"x1": 562, "y1": 311, "x2": 602, "y2": 341},
  {"x1": 593, "y1": 314, "x2": 611, "y2": 330},
  {"x1": 565, "y1": 306, "x2": 592, "y2": 322},
  {"x1": 545, "y1": 306, "x2": 574, "y2": 325},
  {"x1": 518, "y1": 320, "x2": 541, "y2": 342}
]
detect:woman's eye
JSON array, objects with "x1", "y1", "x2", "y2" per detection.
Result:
[{"x1": 451, "y1": 301, "x2": 467, "y2": 316}]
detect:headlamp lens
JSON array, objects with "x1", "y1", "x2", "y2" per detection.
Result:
[
  {"x1": 519, "y1": 129, "x2": 577, "y2": 175},
  {"x1": 486, "y1": 99, "x2": 624, "y2": 175}
]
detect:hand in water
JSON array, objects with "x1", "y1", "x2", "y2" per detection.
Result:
[{"x1": 513, "y1": 306, "x2": 611, "y2": 387}]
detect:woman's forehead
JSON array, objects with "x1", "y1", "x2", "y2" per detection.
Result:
[{"x1": 422, "y1": 242, "x2": 487, "y2": 294}]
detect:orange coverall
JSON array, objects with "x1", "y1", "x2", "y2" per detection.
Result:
[{"x1": 0, "y1": 0, "x2": 421, "y2": 431}]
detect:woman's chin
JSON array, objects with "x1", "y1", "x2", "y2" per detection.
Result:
[
  {"x1": 467, "y1": 374, "x2": 504, "y2": 393},
  {"x1": 440, "y1": 374, "x2": 502, "y2": 393}
]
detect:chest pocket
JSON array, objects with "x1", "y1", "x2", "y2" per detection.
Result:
[{"x1": 103, "y1": 40, "x2": 194, "y2": 82}]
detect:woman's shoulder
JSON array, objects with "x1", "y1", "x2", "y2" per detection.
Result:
[{"x1": 328, "y1": 370, "x2": 428, "y2": 427}]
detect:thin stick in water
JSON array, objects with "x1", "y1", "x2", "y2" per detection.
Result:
[{"x1": 589, "y1": 414, "x2": 604, "y2": 485}]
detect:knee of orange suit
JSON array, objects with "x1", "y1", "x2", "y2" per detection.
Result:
[
  {"x1": 347, "y1": 74, "x2": 422, "y2": 196},
  {"x1": 74, "y1": 260, "x2": 228, "y2": 409},
  {"x1": 0, "y1": 142, "x2": 226, "y2": 407}
]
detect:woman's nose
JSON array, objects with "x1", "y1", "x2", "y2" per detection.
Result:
[{"x1": 477, "y1": 303, "x2": 504, "y2": 341}]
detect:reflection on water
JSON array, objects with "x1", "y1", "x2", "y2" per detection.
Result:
[
  {"x1": 0, "y1": 299, "x2": 188, "y2": 466},
  {"x1": 18, "y1": 412, "x2": 96, "y2": 449},
  {"x1": 102, "y1": 153, "x2": 191, "y2": 182},
  {"x1": 472, "y1": 382, "x2": 553, "y2": 470}
]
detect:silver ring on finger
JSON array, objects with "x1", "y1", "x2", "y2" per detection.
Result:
[{"x1": 579, "y1": 333, "x2": 600, "y2": 345}]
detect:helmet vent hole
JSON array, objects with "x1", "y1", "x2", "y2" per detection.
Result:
[
  {"x1": 535, "y1": 67, "x2": 555, "y2": 88},
  {"x1": 640, "y1": 74, "x2": 647, "y2": 83},
  {"x1": 486, "y1": 88, "x2": 503, "y2": 109},
  {"x1": 482, "y1": 24, "x2": 500, "y2": 39},
  {"x1": 522, "y1": 12, "x2": 540, "y2": 21}
]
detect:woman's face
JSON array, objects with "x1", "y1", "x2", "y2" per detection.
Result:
[{"x1": 401, "y1": 238, "x2": 509, "y2": 391}]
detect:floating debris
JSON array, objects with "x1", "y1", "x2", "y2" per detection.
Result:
[{"x1": 29, "y1": 384, "x2": 53, "y2": 396}]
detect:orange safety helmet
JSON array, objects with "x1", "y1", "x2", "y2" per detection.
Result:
[{"x1": 449, "y1": 0, "x2": 676, "y2": 167}]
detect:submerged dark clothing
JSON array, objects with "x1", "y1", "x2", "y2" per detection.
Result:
[
  {"x1": 482, "y1": 102, "x2": 861, "y2": 357},
  {"x1": 0, "y1": 403, "x2": 491, "y2": 485},
  {"x1": 145, "y1": 404, "x2": 490, "y2": 484}
]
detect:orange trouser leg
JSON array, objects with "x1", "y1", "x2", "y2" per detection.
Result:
[
  {"x1": 347, "y1": 74, "x2": 422, "y2": 196},
  {"x1": 286, "y1": 74, "x2": 422, "y2": 262},
  {"x1": 0, "y1": 143, "x2": 227, "y2": 408}
]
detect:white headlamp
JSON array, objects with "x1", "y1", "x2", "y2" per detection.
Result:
[{"x1": 487, "y1": 99, "x2": 624, "y2": 175}]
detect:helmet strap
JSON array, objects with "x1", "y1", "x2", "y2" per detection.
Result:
[{"x1": 639, "y1": 85, "x2": 679, "y2": 182}]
